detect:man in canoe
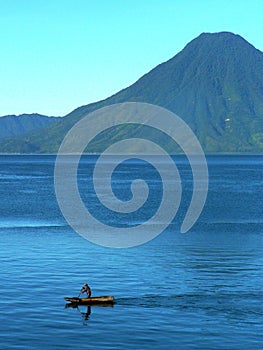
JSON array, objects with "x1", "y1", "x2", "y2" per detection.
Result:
[{"x1": 78, "y1": 283, "x2": 91, "y2": 298}]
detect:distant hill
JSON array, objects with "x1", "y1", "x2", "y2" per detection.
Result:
[
  {"x1": 0, "y1": 31, "x2": 263, "y2": 153},
  {"x1": 0, "y1": 114, "x2": 60, "y2": 152}
]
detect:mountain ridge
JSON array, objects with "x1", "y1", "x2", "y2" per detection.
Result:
[
  {"x1": 0, "y1": 114, "x2": 60, "y2": 141},
  {"x1": 0, "y1": 31, "x2": 263, "y2": 153}
]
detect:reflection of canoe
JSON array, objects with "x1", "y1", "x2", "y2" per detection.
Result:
[
  {"x1": 65, "y1": 302, "x2": 113, "y2": 309},
  {"x1": 64, "y1": 296, "x2": 114, "y2": 305}
]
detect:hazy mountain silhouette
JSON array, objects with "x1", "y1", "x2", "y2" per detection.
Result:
[{"x1": 0, "y1": 114, "x2": 58, "y2": 140}]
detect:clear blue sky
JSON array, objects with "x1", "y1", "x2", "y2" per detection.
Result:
[{"x1": 1, "y1": 0, "x2": 263, "y2": 117}]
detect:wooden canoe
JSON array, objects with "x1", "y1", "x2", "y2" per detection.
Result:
[{"x1": 64, "y1": 296, "x2": 114, "y2": 305}]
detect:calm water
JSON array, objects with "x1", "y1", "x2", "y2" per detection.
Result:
[{"x1": 0, "y1": 155, "x2": 263, "y2": 349}]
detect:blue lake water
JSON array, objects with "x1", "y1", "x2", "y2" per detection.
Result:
[{"x1": 0, "y1": 155, "x2": 263, "y2": 349}]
